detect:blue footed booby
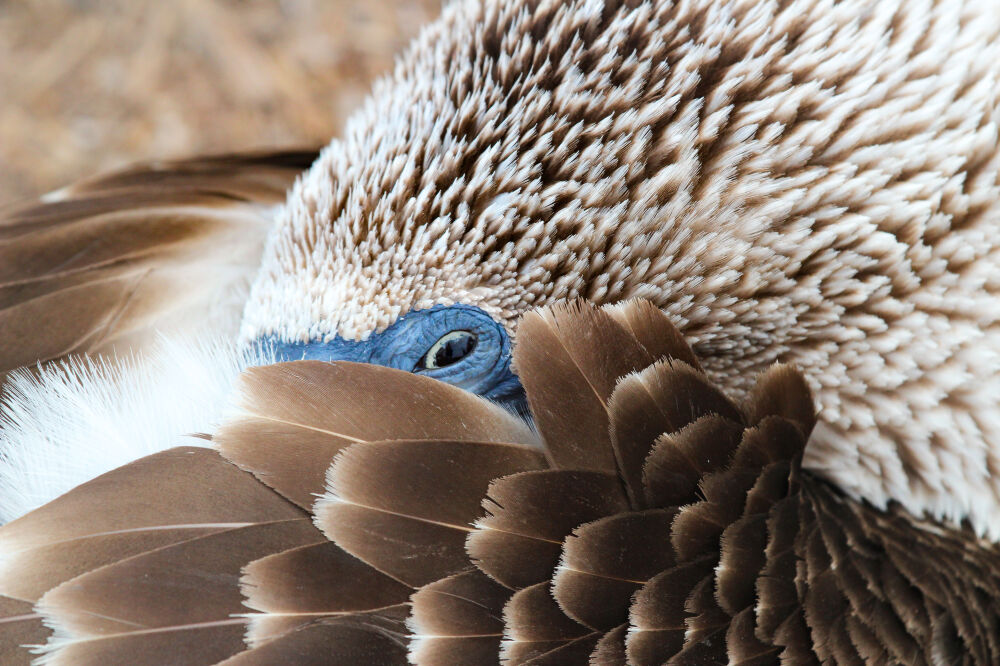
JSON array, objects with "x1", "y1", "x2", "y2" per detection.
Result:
[{"x1": 1, "y1": 0, "x2": 1000, "y2": 662}]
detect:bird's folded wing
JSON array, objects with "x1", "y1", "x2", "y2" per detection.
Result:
[
  {"x1": 0, "y1": 149, "x2": 319, "y2": 378},
  {"x1": 2, "y1": 301, "x2": 1000, "y2": 664}
]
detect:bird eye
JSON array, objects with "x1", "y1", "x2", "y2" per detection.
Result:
[{"x1": 419, "y1": 330, "x2": 478, "y2": 370}]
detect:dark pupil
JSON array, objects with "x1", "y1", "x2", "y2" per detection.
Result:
[{"x1": 435, "y1": 333, "x2": 476, "y2": 367}]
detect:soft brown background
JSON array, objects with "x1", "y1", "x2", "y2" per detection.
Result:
[{"x1": 0, "y1": 0, "x2": 441, "y2": 205}]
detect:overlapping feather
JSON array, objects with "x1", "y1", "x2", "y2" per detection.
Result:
[
  {"x1": 1, "y1": 299, "x2": 999, "y2": 665},
  {"x1": 0, "y1": 149, "x2": 318, "y2": 380}
]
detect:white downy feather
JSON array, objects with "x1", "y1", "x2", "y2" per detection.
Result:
[{"x1": 0, "y1": 336, "x2": 273, "y2": 523}]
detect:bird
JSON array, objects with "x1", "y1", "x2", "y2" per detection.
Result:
[
  {"x1": 4, "y1": 0, "x2": 1000, "y2": 540},
  {"x1": 1, "y1": 0, "x2": 1000, "y2": 659},
  {"x1": 0, "y1": 299, "x2": 997, "y2": 665}
]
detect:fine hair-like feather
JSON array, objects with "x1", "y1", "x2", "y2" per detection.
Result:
[{"x1": 0, "y1": 334, "x2": 274, "y2": 522}]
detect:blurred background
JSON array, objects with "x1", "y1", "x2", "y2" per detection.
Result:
[{"x1": 0, "y1": 0, "x2": 441, "y2": 205}]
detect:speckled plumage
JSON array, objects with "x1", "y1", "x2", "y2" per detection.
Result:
[{"x1": 242, "y1": 0, "x2": 1000, "y2": 538}]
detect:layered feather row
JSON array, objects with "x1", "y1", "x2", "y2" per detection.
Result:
[
  {"x1": 0, "y1": 149, "x2": 317, "y2": 380},
  {"x1": 1, "y1": 299, "x2": 998, "y2": 664}
]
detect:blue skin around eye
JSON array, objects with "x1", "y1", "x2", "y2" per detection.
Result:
[{"x1": 257, "y1": 304, "x2": 526, "y2": 410}]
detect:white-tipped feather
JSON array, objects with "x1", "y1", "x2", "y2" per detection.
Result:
[{"x1": 0, "y1": 337, "x2": 274, "y2": 523}]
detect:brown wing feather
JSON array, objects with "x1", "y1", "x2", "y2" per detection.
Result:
[
  {"x1": 215, "y1": 367, "x2": 540, "y2": 653},
  {"x1": 215, "y1": 610, "x2": 410, "y2": 666},
  {"x1": 589, "y1": 624, "x2": 629, "y2": 666},
  {"x1": 625, "y1": 557, "x2": 715, "y2": 665},
  {"x1": 609, "y1": 360, "x2": 743, "y2": 507},
  {"x1": 0, "y1": 447, "x2": 304, "y2": 602},
  {"x1": 0, "y1": 149, "x2": 317, "y2": 378},
  {"x1": 0, "y1": 595, "x2": 47, "y2": 665},
  {"x1": 0, "y1": 447, "x2": 311, "y2": 664},
  {"x1": 241, "y1": 542, "x2": 411, "y2": 648},
  {"x1": 551, "y1": 510, "x2": 677, "y2": 631},
  {"x1": 467, "y1": 470, "x2": 629, "y2": 589},
  {"x1": 315, "y1": 439, "x2": 544, "y2": 587},
  {"x1": 519, "y1": 635, "x2": 601, "y2": 665},
  {"x1": 37, "y1": 520, "x2": 321, "y2": 648},
  {"x1": 40, "y1": 623, "x2": 249, "y2": 666},
  {"x1": 742, "y1": 363, "x2": 816, "y2": 432},
  {"x1": 2, "y1": 298, "x2": 998, "y2": 666},
  {"x1": 640, "y1": 415, "x2": 745, "y2": 508},
  {"x1": 217, "y1": 361, "x2": 540, "y2": 509},
  {"x1": 500, "y1": 583, "x2": 593, "y2": 665},
  {"x1": 603, "y1": 299, "x2": 702, "y2": 371},
  {"x1": 511, "y1": 301, "x2": 658, "y2": 472},
  {"x1": 408, "y1": 570, "x2": 508, "y2": 666}
]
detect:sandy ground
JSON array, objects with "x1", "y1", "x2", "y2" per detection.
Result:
[{"x1": 0, "y1": 0, "x2": 441, "y2": 205}]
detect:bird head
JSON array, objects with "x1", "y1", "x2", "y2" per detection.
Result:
[
  {"x1": 238, "y1": 0, "x2": 798, "y2": 407},
  {"x1": 235, "y1": 0, "x2": 906, "y2": 411}
]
